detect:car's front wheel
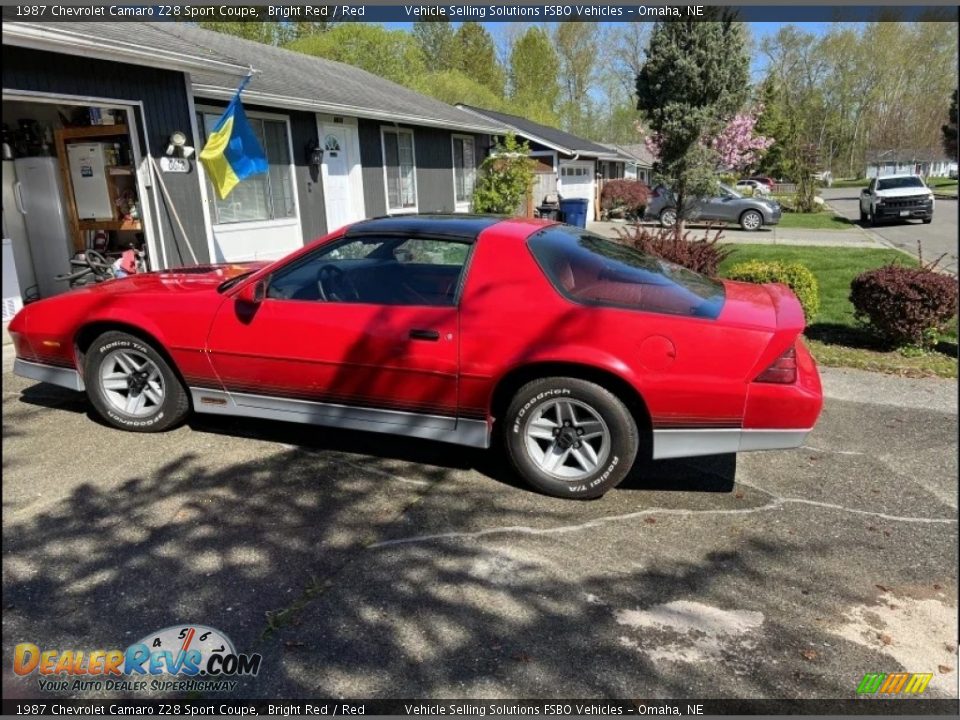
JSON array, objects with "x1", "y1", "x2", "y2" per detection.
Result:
[
  {"x1": 659, "y1": 208, "x2": 678, "y2": 228},
  {"x1": 503, "y1": 377, "x2": 639, "y2": 499},
  {"x1": 84, "y1": 331, "x2": 189, "y2": 432},
  {"x1": 739, "y1": 209, "x2": 763, "y2": 231}
]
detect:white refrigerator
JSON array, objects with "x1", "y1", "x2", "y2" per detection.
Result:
[
  {"x1": 8, "y1": 157, "x2": 73, "y2": 299},
  {"x1": 2, "y1": 160, "x2": 37, "y2": 305}
]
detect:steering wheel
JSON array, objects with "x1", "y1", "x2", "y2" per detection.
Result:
[
  {"x1": 84, "y1": 250, "x2": 115, "y2": 280},
  {"x1": 317, "y1": 264, "x2": 360, "y2": 302}
]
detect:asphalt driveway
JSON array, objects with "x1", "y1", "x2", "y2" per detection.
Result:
[
  {"x1": 820, "y1": 187, "x2": 959, "y2": 274},
  {"x1": 2, "y1": 347, "x2": 957, "y2": 701}
]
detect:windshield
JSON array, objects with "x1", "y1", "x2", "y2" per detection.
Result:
[
  {"x1": 528, "y1": 227, "x2": 725, "y2": 319},
  {"x1": 877, "y1": 176, "x2": 926, "y2": 191},
  {"x1": 719, "y1": 184, "x2": 743, "y2": 199}
]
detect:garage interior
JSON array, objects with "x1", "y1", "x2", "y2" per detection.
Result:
[{"x1": 2, "y1": 98, "x2": 150, "y2": 322}]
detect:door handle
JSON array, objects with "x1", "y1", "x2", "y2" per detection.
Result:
[
  {"x1": 14, "y1": 182, "x2": 26, "y2": 215},
  {"x1": 409, "y1": 328, "x2": 440, "y2": 341}
]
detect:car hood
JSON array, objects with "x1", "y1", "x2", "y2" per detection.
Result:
[
  {"x1": 69, "y1": 261, "x2": 269, "y2": 296},
  {"x1": 875, "y1": 186, "x2": 931, "y2": 198}
]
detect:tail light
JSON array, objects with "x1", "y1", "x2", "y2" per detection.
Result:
[{"x1": 755, "y1": 346, "x2": 797, "y2": 384}]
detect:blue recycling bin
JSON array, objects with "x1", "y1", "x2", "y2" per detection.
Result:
[{"x1": 559, "y1": 198, "x2": 589, "y2": 228}]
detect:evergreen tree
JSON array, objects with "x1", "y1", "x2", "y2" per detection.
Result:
[
  {"x1": 943, "y1": 88, "x2": 958, "y2": 160},
  {"x1": 454, "y1": 22, "x2": 506, "y2": 97},
  {"x1": 636, "y1": 15, "x2": 749, "y2": 229},
  {"x1": 413, "y1": 20, "x2": 456, "y2": 72},
  {"x1": 508, "y1": 27, "x2": 560, "y2": 124}
]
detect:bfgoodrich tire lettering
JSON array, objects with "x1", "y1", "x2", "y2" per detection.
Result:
[
  {"x1": 504, "y1": 377, "x2": 639, "y2": 499},
  {"x1": 84, "y1": 331, "x2": 189, "y2": 432}
]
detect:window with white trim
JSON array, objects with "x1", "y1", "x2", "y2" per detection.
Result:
[
  {"x1": 197, "y1": 111, "x2": 297, "y2": 225},
  {"x1": 452, "y1": 135, "x2": 476, "y2": 210},
  {"x1": 382, "y1": 127, "x2": 417, "y2": 212}
]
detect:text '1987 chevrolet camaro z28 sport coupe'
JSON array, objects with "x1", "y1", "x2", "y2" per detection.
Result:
[{"x1": 10, "y1": 216, "x2": 823, "y2": 499}]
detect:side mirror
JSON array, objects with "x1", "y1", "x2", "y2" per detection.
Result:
[{"x1": 237, "y1": 279, "x2": 266, "y2": 305}]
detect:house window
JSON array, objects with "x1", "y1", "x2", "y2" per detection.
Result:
[
  {"x1": 198, "y1": 110, "x2": 297, "y2": 225},
  {"x1": 381, "y1": 127, "x2": 417, "y2": 212},
  {"x1": 452, "y1": 134, "x2": 476, "y2": 211}
]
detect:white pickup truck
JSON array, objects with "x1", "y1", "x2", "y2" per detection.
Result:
[{"x1": 859, "y1": 175, "x2": 934, "y2": 226}]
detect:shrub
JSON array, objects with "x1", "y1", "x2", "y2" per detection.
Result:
[
  {"x1": 725, "y1": 260, "x2": 820, "y2": 321},
  {"x1": 618, "y1": 224, "x2": 732, "y2": 276},
  {"x1": 600, "y1": 180, "x2": 650, "y2": 219},
  {"x1": 472, "y1": 133, "x2": 535, "y2": 215},
  {"x1": 849, "y1": 264, "x2": 958, "y2": 349}
]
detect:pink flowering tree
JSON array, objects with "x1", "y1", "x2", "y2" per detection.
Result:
[{"x1": 707, "y1": 106, "x2": 774, "y2": 173}]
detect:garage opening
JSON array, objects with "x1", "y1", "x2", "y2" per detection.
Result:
[{"x1": 2, "y1": 96, "x2": 158, "y2": 320}]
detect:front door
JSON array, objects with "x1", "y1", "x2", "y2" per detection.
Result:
[
  {"x1": 205, "y1": 234, "x2": 471, "y2": 425},
  {"x1": 319, "y1": 120, "x2": 364, "y2": 233}
]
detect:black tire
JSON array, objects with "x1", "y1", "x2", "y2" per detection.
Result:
[
  {"x1": 503, "y1": 377, "x2": 639, "y2": 499},
  {"x1": 922, "y1": 217, "x2": 933, "y2": 224},
  {"x1": 83, "y1": 331, "x2": 189, "y2": 432},
  {"x1": 739, "y1": 209, "x2": 763, "y2": 231},
  {"x1": 859, "y1": 207, "x2": 867, "y2": 223}
]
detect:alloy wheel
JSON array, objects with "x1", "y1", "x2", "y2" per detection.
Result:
[
  {"x1": 523, "y1": 399, "x2": 611, "y2": 481},
  {"x1": 98, "y1": 349, "x2": 165, "y2": 417}
]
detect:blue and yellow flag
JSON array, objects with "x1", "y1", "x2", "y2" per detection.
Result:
[{"x1": 199, "y1": 76, "x2": 268, "y2": 200}]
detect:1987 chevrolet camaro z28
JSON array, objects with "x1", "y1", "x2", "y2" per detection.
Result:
[{"x1": 10, "y1": 216, "x2": 823, "y2": 498}]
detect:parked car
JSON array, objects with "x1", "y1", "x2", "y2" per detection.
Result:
[
  {"x1": 735, "y1": 179, "x2": 772, "y2": 196},
  {"x1": 747, "y1": 176, "x2": 776, "y2": 188},
  {"x1": 646, "y1": 184, "x2": 782, "y2": 231},
  {"x1": 9, "y1": 216, "x2": 823, "y2": 499},
  {"x1": 859, "y1": 175, "x2": 934, "y2": 225}
]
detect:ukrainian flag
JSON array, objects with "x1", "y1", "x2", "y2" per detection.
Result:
[{"x1": 199, "y1": 77, "x2": 268, "y2": 200}]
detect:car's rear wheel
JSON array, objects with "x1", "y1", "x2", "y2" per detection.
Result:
[
  {"x1": 503, "y1": 377, "x2": 638, "y2": 499},
  {"x1": 739, "y1": 209, "x2": 763, "y2": 231},
  {"x1": 659, "y1": 208, "x2": 678, "y2": 228},
  {"x1": 84, "y1": 331, "x2": 189, "y2": 432},
  {"x1": 859, "y1": 207, "x2": 867, "y2": 223}
]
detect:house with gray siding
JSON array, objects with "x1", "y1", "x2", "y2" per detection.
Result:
[{"x1": 2, "y1": 21, "x2": 505, "y2": 306}]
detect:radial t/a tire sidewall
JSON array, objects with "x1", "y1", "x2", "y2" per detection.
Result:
[
  {"x1": 83, "y1": 331, "x2": 188, "y2": 432},
  {"x1": 504, "y1": 378, "x2": 639, "y2": 499}
]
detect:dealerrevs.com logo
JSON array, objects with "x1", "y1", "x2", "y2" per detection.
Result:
[{"x1": 13, "y1": 625, "x2": 261, "y2": 693}]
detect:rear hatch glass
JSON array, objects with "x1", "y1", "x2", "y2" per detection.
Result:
[{"x1": 528, "y1": 226, "x2": 725, "y2": 319}]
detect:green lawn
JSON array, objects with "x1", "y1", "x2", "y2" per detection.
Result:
[
  {"x1": 831, "y1": 178, "x2": 870, "y2": 188},
  {"x1": 719, "y1": 244, "x2": 958, "y2": 378},
  {"x1": 776, "y1": 212, "x2": 855, "y2": 230}
]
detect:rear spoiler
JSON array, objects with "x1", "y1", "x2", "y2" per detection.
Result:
[{"x1": 746, "y1": 283, "x2": 807, "y2": 381}]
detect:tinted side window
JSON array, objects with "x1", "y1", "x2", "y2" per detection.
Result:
[
  {"x1": 266, "y1": 236, "x2": 471, "y2": 306},
  {"x1": 528, "y1": 227, "x2": 725, "y2": 319}
]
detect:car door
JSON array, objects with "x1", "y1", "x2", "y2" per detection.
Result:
[
  {"x1": 204, "y1": 234, "x2": 471, "y2": 426},
  {"x1": 698, "y1": 188, "x2": 735, "y2": 222}
]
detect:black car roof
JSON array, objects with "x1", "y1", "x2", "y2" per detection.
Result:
[{"x1": 345, "y1": 214, "x2": 503, "y2": 241}]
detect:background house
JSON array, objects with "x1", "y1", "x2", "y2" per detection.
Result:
[
  {"x1": 457, "y1": 105, "x2": 627, "y2": 222},
  {"x1": 2, "y1": 22, "x2": 505, "y2": 314},
  {"x1": 613, "y1": 144, "x2": 656, "y2": 184},
  {"x1": 865, "y1": 148, "x2": 958, "y2": 179}
]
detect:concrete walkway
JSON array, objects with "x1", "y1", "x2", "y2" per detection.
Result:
[{"x1": 588, "y1": 220, "x2": 887, "y2": 248}]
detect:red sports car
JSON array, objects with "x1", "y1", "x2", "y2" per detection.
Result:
[{"x1": 10, "y1": 216, "x2": 822, "y2": 498}]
